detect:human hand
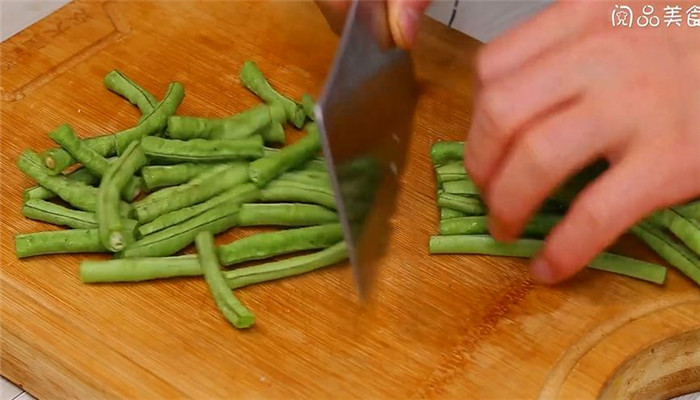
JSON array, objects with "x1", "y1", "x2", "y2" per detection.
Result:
[
  {"x1": 314, "y1": 0, "x2": 432, "y2": 49},
  {"x1": 464, "y1": 0, "x2": 700, "y2": 284}
]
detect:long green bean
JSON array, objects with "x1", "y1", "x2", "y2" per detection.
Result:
[
  {"x1": 437, "y1": 193, "x2": 486, "y2": 215},
  {"x1": 428, "y1": 235, "x2": 667, "y2": 284},
  {"x1": 23, "y1": 168, "x2": 97, "y2": 201},
  {"x1": 49, "y1": 124, "x2": 142, "y2": 201},
  {"x1": 18, "y1": 150, "x2": 131, "y2": 215},
  {"x1": 440, "y1": 208, "x2": 466, "y2": 220},
  {"x1": 435, "y1": 162, "x2": 466, "y2": 175},
  {"x1": 260, "y1": 182, "x2": 337, "y2": 210},
  {"x1": 138, "y1": 183, "x2": 260, "y2": 236},
  {"x1": 240, "y1": 60, "x2": 305, "y2": 128},
  {"x1": 120, "y1": 202, "x2": 240, "y2": 258},
  {"x1": 15, "y1": 229, "x2": 107, "y2": 258},
  {"x1": 442, "y1": 180, "x2": 480, "y2": 196},
  {"x1": 22, "y1": 199, "x2": 97, "y2": 229},
  {"x1": 80, "y1": 255, "x2": 200, "y2": 283},
  {"x1": 103, "y1": 70, "x2": 158, "y2": 118},
  {"x1": 80, "y1": 224, "x2": 345, "y2": 283},
  {"x1": 133, "y1": 163, "x2": 249, "y2": 223},
  {"x1": 224, "y1": 241, "x2": 348, "y2": 289},
  {"x1": 219, "y1": 224, "x2": 343, "y2": 266},
  {"x1": 239, "y1": 203, "x2": 338, "y2": 226},
  {"x1": 40, "y1": 82, "x2": 182, "y2": 173},
  {"x1": 41, "y1": 134, "x2": 116, "y2": 175},
  {"x1": 114, "y1": 82, "x2": 185, "y2": 154},
  {"x1": 167, "y1": 104, "x2": 285, "y2": 140},
  {"x1": 196, "y1": 231, "x2": 255, "y2": 329},
  {"x1": 140, "y1": 162, "x2": 236, "y2": 190},
  {"x1": 439, "y1": 215, "x2": 560, "y2": 237},
  {"x1": 141, "y1": 135, "x2": 263, "y2": 162},
  {"x1": 676, "y1": 200, "x2": 700, "y2": 220},
  {"x1": 97, "y1": 141, "x2": 147, "y2": 251},
  {"x1": 651, "y1": 209, "x2": 700, "y2": 256},
  {"x1": 631, "y1": 221, "x2": 700, "y2": 285},
  {"x1": 15, "y1": 221, "x2": 137, "y2": 258},
  {"x1": 249, "y1": 123, "x2": 321, "y2": 186},
  {"x1": 277, "y1": 170, "x2": 331, "y2": 189}
]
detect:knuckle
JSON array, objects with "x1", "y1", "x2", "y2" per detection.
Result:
[
  {"x1": 478, "y1": 88, "x2": 512, "y2": 139},
  {"x1": 474, "y1": 46, "x2": 496, "y2": 82},
  {"x1": 519, "y1": 133, "x2": 552, "y2": 178},
  {"x1": 571, "y1": 199, "x2": 607, "y2": 235}
]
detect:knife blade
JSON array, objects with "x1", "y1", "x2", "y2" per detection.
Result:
[{"x1": 315, "y1": 0, "x2": 419, "y2": 300}]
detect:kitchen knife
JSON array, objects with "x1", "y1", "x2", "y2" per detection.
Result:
[{"x1": 315, "y1": 0, "x2": 419, "y2": 300}]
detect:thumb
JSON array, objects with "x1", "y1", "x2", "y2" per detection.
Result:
[{"x1": 388, "y1": 0, "x2": 432, "y2": 49}]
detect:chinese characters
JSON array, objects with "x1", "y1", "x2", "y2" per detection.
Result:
[{"x1": 612, "y1": 4, "x2": 700, "y2": 27}]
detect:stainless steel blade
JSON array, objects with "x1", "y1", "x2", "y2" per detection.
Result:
[{"x1": 315, "y1": 0, "x2": 419, "y2": 300}]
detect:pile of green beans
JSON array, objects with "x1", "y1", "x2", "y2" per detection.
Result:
[
  {"x1": 15, "y1": 64, "x2": 350, "y2": 330},
  {"x1": 428, "y1": 140, "x2": 700, "y2": 286}
]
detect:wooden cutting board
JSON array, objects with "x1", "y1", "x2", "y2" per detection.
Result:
[{"x1": 1, "y1": 1, "x2": 699, "y2": 399}]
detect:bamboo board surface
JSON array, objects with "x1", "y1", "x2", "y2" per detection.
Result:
[{"x1": 1, "y1": 1, "x2": 699, "y2": 399}]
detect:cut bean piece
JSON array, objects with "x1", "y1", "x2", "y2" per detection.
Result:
[
  {"x1": 650, "y1": 209, "x2": 700, "y2": 256},
  {"x1": 15, "y1": 222, "x2": 136, "y2": 258},
  {"x1": 224, "y1": 241, "x2": 348, "y2": 289},
  {"x1": 103, "y1": 70, "x2": 158, "y2": 118},
  {"x1": 240, "y1": 60, "x2": 305, "y2": 128},
  {"x1": 138, "y1": 183, "x2": 260, "y2": 236},
  {"x1": 114, "y1": 82, "x2": 185, "y2": 154},
  {"x1": 437, "y1": 193, "x2": 486, "y2": 215},
  {"x1": 430, "y1": 141, "x2": 464, "y2": 165},
  {"x1": 676, "y1": 200, "x2": 700, "y2": 220},
  {"x1": 81, "y1": 255, "x2": 200, "y2": 283},
  {"x1": 18, "y1": 150, "x2": 131, "y2": 216},
  {"x1": 249, "y1": 123, "x2": 321, "y2": 186},
  {"x1": 631, "y1": 221, "x2": 700, "y2": 285},
  {"x1": 239, "y1": 203, "x2": 338, "y2": 227},
  {"x1": 196, "y1": 231, "x2": 255, "y2": 329},
  {"x1": 278, "y1": 170, "x2": 331, "y2": 189},
  {"x1": 133, "y1": 163, "x2": 249, "y2": 223},
  {"x1": 258, "y1": 122, "x2": 285, "y2": 145},
  {"x1": 442, "y1": 179, "x2": 480, "y2": 196},
  {"x1": 141, "y1": 162, "x2": 234, "y2": 190},
  {"x1": 141, "y1": 135, "x2": 263, "y2": 163},
  {"x1": 22, "y1": 199, "x2": 98, "y2": 229},
  {"x1": 167, "y1": 104, "x2": 285, "y2": 141},
  {"x1": 97, "y1": 141, "x2": 147, "y2": 251},
  {"x1": 120, "y1": 202, "x2": 241, "y2": 258},
  {"x1": 49, "y1": 124, "x2": 142, "y2": 201},
  {"x1": 23, "y1": 168, "x2": 97, "y2": 201},
  {"x1": 219, "y1": 224, "x2": 343, "y2": 266},
  {"x1": 440, "y1": 208, "x2": 466, "y2": 220},
  {"x1": 301, "y1": 93, "x2": 316, "y2": 121},
  {"x1": 41, "y1": 134, "x2": 116, "y2": 175},
  {"x1": 260, "y1": 183, "x2": 337, "y2": 210}
]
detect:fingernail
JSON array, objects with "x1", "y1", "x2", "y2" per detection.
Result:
[
  {"x1": 530, "y1": 258, "x2": 554, "y2": 284},
  {"x1": 399, "y1": 7, "x2": 420, "y2": 47}
]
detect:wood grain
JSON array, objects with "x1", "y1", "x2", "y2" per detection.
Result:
[{"x1": 1, "y1": 1, "x2": 699, "y2": 399}]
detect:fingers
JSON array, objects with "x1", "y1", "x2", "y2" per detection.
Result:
[
  {"x1": 465, "y1": 43, "x2": 586, "y2": 191},
  {"x1": 315, "y1": 0, "x2": 352, "y2": 35},
  {"x1": 476, "y1": 0, "x2": 603, "y2": 83},
  {"x1": 387, "y1": 0, "x2": 432, "y2": 49},
  {"x1": 485, "y1": 101, "x2": 618, "y2": 241},
  {"x1": 529, "y1": 153, "x2": 677, "y2": 284}
]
